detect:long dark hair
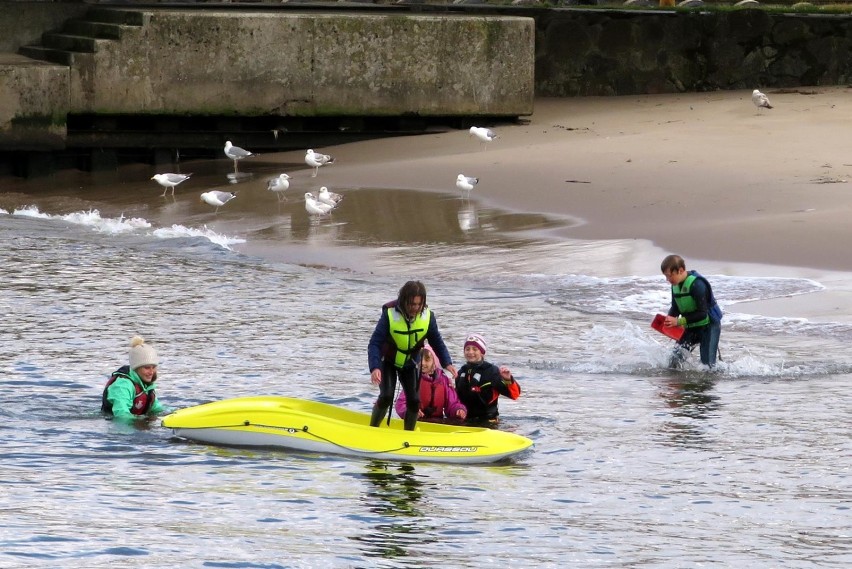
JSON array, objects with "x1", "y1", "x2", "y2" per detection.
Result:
[{"x1": 397, "y1": 280, "x2": 427, "y2": 312}]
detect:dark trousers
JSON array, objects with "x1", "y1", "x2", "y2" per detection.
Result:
[
  {"x1": 371, "y1": 360, "x2": 420, "y2": 430},
  {"x1": 671, "y1": 320, "x2": 721, "y2": 368}
]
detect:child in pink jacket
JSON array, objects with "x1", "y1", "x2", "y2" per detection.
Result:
[{"x1": 395, "y1": 344, "x2": 467, "y2": 423}]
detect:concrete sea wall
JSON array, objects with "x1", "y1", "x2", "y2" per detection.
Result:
[
  {"x1": 67, "y1": 10, "x2": 534, "y2": 117},
  {"x1": 2, "y1": 2, "x2": 852, "y2": 169}
]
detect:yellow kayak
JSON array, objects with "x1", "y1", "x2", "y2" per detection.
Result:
[{"x1": 161, "y1": 396, "x2": 533, "y2": 464}]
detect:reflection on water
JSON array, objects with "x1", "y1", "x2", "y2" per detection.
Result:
[
  {"x1": 361, "y1": 461, "x2": 423, "y2": 517},
  {"x1": 350, "y1": 461, "x2": 439, "y2": 566},
  {"x1": 457, "y1": 201, "x2": 478, "y2": 232},
  {"x1": 657, "y1": 374, "x2": 720, "y2": 450},
  {"x1": 226, "y1": 171, "x2": 254, "y2": 184}
]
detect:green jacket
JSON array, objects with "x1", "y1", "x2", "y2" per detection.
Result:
[
  {"x1": 104, "y1": 368, "x2": 163, "y2": 419},
  {"x1": 671, "y1": 272, "x2": 711, "y2": 328}
]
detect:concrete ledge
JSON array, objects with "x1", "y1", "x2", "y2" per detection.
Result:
[
  {"x1": 0, "y1": 53, "x2": 69, "y2": 150},
  {"x1": 71, "y1": 9, "x2": 535, "y2": 117}
]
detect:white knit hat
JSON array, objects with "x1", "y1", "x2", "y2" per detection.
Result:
[
  {"x1": 464, "y1": 333, "x2": 487, "y2": 355},
  {"x1": 129, "y1": 335, "x2": 159, "y2": 370}
]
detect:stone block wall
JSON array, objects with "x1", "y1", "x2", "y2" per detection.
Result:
[{"x1": 533, "y1": 8, "x2": 852, "y2": 96}]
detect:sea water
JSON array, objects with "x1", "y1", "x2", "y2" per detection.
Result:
[{"x1": 0, "y1": 164, "x2": 849, "y2": 569}]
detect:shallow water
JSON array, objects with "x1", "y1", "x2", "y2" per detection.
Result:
[{"x1": 1, "y1": 162, "x2": 850, "y2": 568}]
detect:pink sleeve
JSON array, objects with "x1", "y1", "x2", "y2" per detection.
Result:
[{"x1": 394, "y1": 390, "x2": 408, "y2": 418}]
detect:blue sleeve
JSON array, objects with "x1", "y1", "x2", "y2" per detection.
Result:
[
  {"x1": 667, "y1": 291, "x2": 678, "y2": 318},
  {"x1": 368, "y1": 309, "x2": 390, "y2": 372},
  {"x1": 425, "y1": 312, "x2": 453, "y2": 368}
]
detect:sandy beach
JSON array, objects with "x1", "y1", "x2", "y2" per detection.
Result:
[
  {"x1": 281, "y1": 86, "x2": 852, "y2": 273},
  {"x1": 239, "y1": 85, "x2": 851, "y2": 322}
]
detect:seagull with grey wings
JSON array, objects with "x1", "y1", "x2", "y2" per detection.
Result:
[
  {"x1": 304, "y1": 192, "x2": 335, "y2": 216},
  {"x1": 267, "y1": 173, "x2": 290, "y2": 201},
  {"x1": 305, "y1": 149, "x2": 335, "y2": 177},
  {"x1": 456, "y1": 174, "x2": 479, "y2": 199},
  {"x1": 317, "y1": 186, "x2": 343, "y2": 208},
  {"x1": 224, "y1": 141, "x2": 254, "y2": 173},
  {"x1": 201, "y1": 190, "x2": 237, "y2": 213},
  {"x1": 469, "y1": 126, "x2": 497, "y2": 151},
  {"x1": 151, "y1": 173, "x2": 191, "y2": 197}
]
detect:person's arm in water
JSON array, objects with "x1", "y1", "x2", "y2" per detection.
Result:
[{"x1": 106, "y1": 379, "x2": 137, "y2": 419}]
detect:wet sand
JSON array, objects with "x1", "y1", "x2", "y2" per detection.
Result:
[
  {"x1": 271, "y1": 86, "x2": 852, "y2": 273},
  {"x1": 248, "y1": 86, "x2": 852, "y2": 322}
]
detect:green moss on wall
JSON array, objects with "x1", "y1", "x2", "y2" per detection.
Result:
[{"x1": 11, "y1": 112, "x2": 67, "y2": 128}]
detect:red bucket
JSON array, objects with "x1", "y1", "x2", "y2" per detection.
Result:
[{"x1": 651, "y1": 314, "x2": 684, "y2": 341}]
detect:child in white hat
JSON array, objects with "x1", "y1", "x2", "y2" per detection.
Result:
[
  {"x1": 101, "y1": 336, "x2": 164, "y2": 420},
  {"x1": 454, "y1": 333, "x2": 521, "y2": 425}
]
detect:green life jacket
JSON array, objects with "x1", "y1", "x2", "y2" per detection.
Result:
[
  {"x1": 387, "y1": 306, "x2": 431, "y2": 368},
  {"x1": 672, "y1": 274, "x2": 710, "y2": 328}
]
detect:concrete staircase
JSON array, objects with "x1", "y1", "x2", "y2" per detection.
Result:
[{"x1": 18, "y1": 8, "x2": 145, "y2": 67}]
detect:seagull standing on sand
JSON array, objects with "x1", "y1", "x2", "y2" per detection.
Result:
[
  {"x1": 267, "y1": 173, "x2": 290, "y2": 201},
  {"x1": 151, "y1": 173, "x2": 191, "y2": 197},
  {"x1": 201, "y1": 190, "x2": 237, "y2": 212},
  {"x1": 224, "y1": 141, "x2": 254, "y2": 173},
  {"x1": 304, "y1": 192, "x2": 334, "y2": 216},
  {"x1": 456, "y1": 174, "x2": 479, "y2": 199},
  {"x1": 752, "y1": 89, "x2": 773, "y2": 114},
  {"x1": 305, "y1": 149, "x2": 335, "y2": 177},
  {"x1": 317, "y1": 186, "x2": 343, "y2": 208},
  {"x1": 469, "y1": 126, "x2": 497, "y2": 151}
]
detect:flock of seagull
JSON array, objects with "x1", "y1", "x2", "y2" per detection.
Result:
[
  {"x1": 151, "y1": 89, "x2": 773, "y2": 216},
  {"x1": 150, "y1": 142, "x2": 338, "y2": 214},
  {"x1": 150, "y1": 125, "x2": 498, "y2": 216}
]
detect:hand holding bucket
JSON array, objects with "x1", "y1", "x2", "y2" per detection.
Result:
[{"x1": 651, "y1": 314, "x2": 684, "y2": 341}]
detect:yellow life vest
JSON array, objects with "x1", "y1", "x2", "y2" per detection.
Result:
[{"x1": 387, "y1": 306, "x2": 431, "y2": 368}]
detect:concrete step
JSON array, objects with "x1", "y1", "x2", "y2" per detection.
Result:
[
  {"x1": 41, "y1": 33, "x2": 100, "y2": 54},
  {"x1": 15, "y1": 7, "x2": 142, "y2": 68},
  {"x1": 18, "y1": 45, "x2": 74, "y2": 66},
  {"x1": 85, "y1": 7, "x2": 147, "y2": 27},
  {"x1": 64, "y1": 19, "x2": 125, "y2": 41}
]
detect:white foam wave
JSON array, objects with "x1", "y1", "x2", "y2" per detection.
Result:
[
  {"x1": 526, "y1": 320, "x2": 848, "y2": 378},
  {"x1": 62, "y1": 210, "x2": 151, "y2": 233},
  {"x1": 11, "y1": 205, "x2": 243, "y2": 250},
  {"x1": 540, "y1": 273, "x2": 825, "y2": 319},
  {"x1": 13, "y1": 205, "x2": 51, "y2": 219},
  {"x1": 152, "y1": 224, "x2": 246, "y2": 249}
]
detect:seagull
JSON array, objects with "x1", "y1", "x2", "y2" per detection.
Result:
[
  {"x1": 752, "y1": 89, "x2": 773, "y2": 114},
  {"x1": 304, "y1": 192, "x2": 334, "y2": 216},
  {"x1": 267, "y1": 173, "x2": 290, "y2": 201},
  {"x1": 201, "y1": 190, "x2": 237, "y2": 212},
  {"x1": 456, "y1": 174, "x2": 479, "y2": 199},
  {"x1": 151, "y1": 173, "x2": 191, "y2": 197},
  {"x1": 305, "y1": 149, "x2": 335, "y2": 177},
  {"x1": 224, "y1": 141, "x2": 254, "y2": 173},
  {"x1": 469, "y1": 126, "x2": 497, "y2": 151},
  {"x1": 317, "y1": 186, "x2": 343, "y2": 208}
]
